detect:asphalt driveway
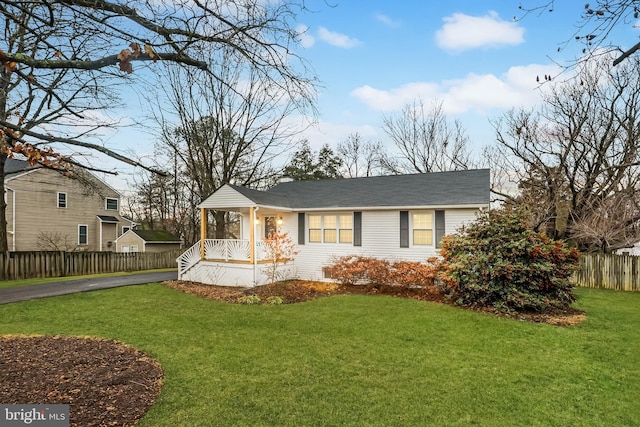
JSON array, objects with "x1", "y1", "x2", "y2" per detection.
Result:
[{"x1": 0, "y1": 270, "x2": 178, "y2": 304}]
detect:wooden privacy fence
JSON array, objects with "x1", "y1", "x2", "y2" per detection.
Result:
[
  {"x1": 0, "y1": 249, "x2": 183, "y2": 281},
  {"x1": 573, "y1": 253, "x2": 640, "y2": 292}
]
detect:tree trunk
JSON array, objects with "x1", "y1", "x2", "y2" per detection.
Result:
[
  {"x1": 0, "y1": 153, "x2": 9, "y2": 252},
  {"x1": 214, "y1": 210, "x2": 226, "y2": 239}
]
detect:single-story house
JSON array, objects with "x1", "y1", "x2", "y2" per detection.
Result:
[
  {"x1": 116, "y1": 229, "x2": 182, "y2": 253},
  {"x1": 614, "y1": 243, "x2": 640, "y2": 256},
  {"x1": 177, "y1": 169, "x2": 490, "y2": 287}
]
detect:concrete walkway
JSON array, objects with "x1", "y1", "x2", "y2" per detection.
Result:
[{"x1": 0, "y1": 270, "x2": 178, "y2": 304}]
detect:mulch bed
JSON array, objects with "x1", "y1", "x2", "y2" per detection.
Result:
[
  {"x1": 164, "y1": 280, "x2": 587, "y2": 326},
  {"x1": 0, "y1": 280, "x2": 585, "y2": 427},
  {"x1": 0, "y1": 335, "x2": 163, "y2": 427}
]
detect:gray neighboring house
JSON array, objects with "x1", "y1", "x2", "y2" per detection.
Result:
[
  {"x1": 178, "y1": 169, "x2": 491, "y2": 287},
  {"x1": 115, "y1": 229, "x2": 182, "y2": 253},
  {"x1": 4, "y1": 158, "x2": 133, "y2": 252}
]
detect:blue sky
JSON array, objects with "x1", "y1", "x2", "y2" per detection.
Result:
[
  {"x1": 99, "y1": 1, "x2": 637, "y2": 193},
  {"x1": 292, "y1": 1, "x2": 583, "y2": 151}
]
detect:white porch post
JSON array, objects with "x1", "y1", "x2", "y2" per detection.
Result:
[{"x1": 200, "y1": 208, "x2": 207, "y2": 260}]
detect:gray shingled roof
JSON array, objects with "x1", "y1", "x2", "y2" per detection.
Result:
[
  {"x1": 4, "y1": 158, "x2": 34, "y2": 176},
  {"x1": 97, "y1": 215, "x2": 120, "y2": 223},
  {"x1": 228, "y1": 184, "x2": 292, "y2": 207},
  {"x1": 234, "y1": 169, "x2": 489, "y2": 209},
  {"x1": 132, "y1": 229, "x2": 181, "y2": 242}
]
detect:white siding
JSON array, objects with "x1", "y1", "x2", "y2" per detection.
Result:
[
  {"x1": 614, "y1": 243, "x2": 640, "y2": 256},
  {"x1": 186, "y1": 208, "x2": 481, "y2": 286},
  {"x1": 182, "y1": 261, "x2": 261, "y2": 287},
  {"x1": 199, "y1": 185, "x2": 254, "y2": 209},
  {"x1": 291, "y1": 208, "x2": 480, "y2": 282},
  {"x1": 444, "y1": 209, "x2": 479, "y2": 235}
]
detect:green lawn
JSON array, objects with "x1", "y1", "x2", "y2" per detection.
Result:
[{"x1": 0, "y1": 285, "x2": 639, "y2": 426}]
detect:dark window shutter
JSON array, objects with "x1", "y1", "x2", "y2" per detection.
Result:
[
  {"x1": 298, "y1": 213, "x2": 305, "y2": 245},
  {"x1": 435, "y1": 210, "x2": 445, "y2": 249},
  {"x1": 400, "y1": 211, "x2": 409, "y2": 248},
  {"x1": 353, "y1": 212, "x2": 362, "y2": 246}
]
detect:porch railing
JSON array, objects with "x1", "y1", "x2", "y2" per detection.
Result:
[
  {"x1": 177, "y1": 242, "x2": 201, "y2": 276},
  {"x1": 177, "y1": 239, "x2": 271, "y2": 276}
]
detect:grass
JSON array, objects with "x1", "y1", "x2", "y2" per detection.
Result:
[
  {"x1": 0, "y1": 268, "x2": 176, "y2": 289},
  {"x1": 1, "y1": 285, "x2": 639, "y2": 426}
]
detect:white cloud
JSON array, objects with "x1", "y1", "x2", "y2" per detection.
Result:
[
  {"x1": 435, "y1": 11, "x2": 525, "y2": 52},
  {"x1": 350, "y1": 82, "x2": 440, "y2": 111},
  {"x1": 317, "y1": 27, "x2": 361, "y2": 48},
  {"x1": 375, "y1": 13, "x2": 400, "y2": 28},
  {"x1": 350, "y1": 63, "x2": 560, "y2": 114},
  {"x1": 296, "y1": 24, "x2": 315, "y2": 48}
]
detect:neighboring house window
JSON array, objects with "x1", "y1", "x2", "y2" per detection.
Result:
[
  {"x1": 308, "y1": 214, "x2": 353, "y2": 244},
  {"x1": 122, "y1": 226, "x2": 130, "y2": 234},
  {"x1": 106, "y1": 198, "x2": 118, "y2": 210},
  {"x1": 78, "y1": 225, "x2": 88, "y2": 245},
  {"x1": 57, "y1": 192, "x2": 67, "y2": 208},
  {"x1": 122, "y1": 246, "x2": 130, "y2": 253},
  {"x1": 412, "y1": 212, "x2": 433, "y2": 245},
  {"x1": 130, "y1": 245, "x2": 139, "y2": 252}
]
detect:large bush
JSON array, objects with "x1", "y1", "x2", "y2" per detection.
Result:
[{"x1": 439, "y1": 208, "x2": 579, "y2": 313}]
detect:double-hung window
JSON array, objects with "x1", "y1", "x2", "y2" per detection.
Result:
[
  {"x1": 57, "y1": 192, "x2": 67, "y2": 208},
  {"x1": 78, "y1": 225, "x2": 88, "y2": 245},
  {"x1": 412, "y1": 212, "x2": 433, "y2": 245},
  {"x1": 106, "y1": 198, "x2": 118, "y2": 210},
  {"x1": 308, "y1": 214, "x2": 353, "y2": 244}
]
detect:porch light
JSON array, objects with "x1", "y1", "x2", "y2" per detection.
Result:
[
  {"x1": 277, "y1": 216, "x2": 283, "y2": 225},
  {"x1": 254, "y1": 218, "x2": 260, "y2": 225}
]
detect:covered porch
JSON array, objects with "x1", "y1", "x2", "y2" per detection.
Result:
[{"x1": 176, "y1": 184, "x2": 295, "y2": 286}]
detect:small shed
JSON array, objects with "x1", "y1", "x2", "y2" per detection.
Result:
[{"x1": 115, "y1": 229, "x2": 182, "y2": 253}]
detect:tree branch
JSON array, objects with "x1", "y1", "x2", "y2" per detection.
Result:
[
  {"x1": 1, "y1": 120, "x2": 168, "y2": 176},
  {"x1": 3, "y1": 51, "x2": 208, "y2": 71}
]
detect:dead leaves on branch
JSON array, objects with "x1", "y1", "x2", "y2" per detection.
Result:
[
  {"x1": 1, "y1": 126, "x2": 70, "y2": 174},
  {"x1": 0, "y1": 50, "x2": 17, "y2": 73},
  {"x1": 117, "y1": 43, "x2": 158, "y2": 73},
  {"x1": 0, "y1": 42, "x2": 159, "y2": 76}
]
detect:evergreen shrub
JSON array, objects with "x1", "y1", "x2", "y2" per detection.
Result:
[{"x1": 439, "y1": 209, "x2": 579, "y2": 313}]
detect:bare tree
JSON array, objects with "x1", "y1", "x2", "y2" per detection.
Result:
[
  {"x1": 381, "y1": 100, "x2": 471, "y2": 174},
  {"x1": 337, "y1": 133, "x2": 384, "y2": 178},
  {"x1": 519, "y1": 1, "x2": 640, "y2": 65},
  {"x1": 36, "y1": 232, "x2": 76, "y2": 251},
  {"x1": 148, "y1": 46, "x2": 308, "y2": 239},
  {"x1": 570, "y1": 194, "x2": 640, "y2": 252},
  {"x1": 492, "y1": 54, "x2": 640, "y2": 251},
  {"x1": 0, "y1": 0, "x2": 317, "y2": 252}
]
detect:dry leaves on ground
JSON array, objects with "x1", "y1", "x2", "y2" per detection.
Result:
[{"x1": 0, "y1": 335, "x2": 163, "y2": 427}]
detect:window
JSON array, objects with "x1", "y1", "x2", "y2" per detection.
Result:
[
  {"x1": 122, "y1": 226, "x2": 130, "y2": 235},
  {"x1": 308, "y1": 215, "x2": 322, "y2": 243},
  {"x1": 264, "y1": 217, "x2": 276, "y2": 238},
  {"x1": 308, "y1": 214, "x2": 353, "y2": 244},
  {"x1": 121, "y1": 246, "x2": 130, "y2": 253},
  {"x1": 57, "y1": 192, "x2": 67, "y2": 208},
  {"x1": 412, "y1": 212, "x2": 433, "y2": 245},
  {"x1": 130, "y1": 245, "x2": 139, "y2": 252},
  {"x1": 78, "y1": 225, "x2": 88, "y2": 245},
  {"x1": 339, "y1": 215, "x2": 353, "y2": 243},
  {"x1": 106, "y1": 198, "x2": 118, "y2": 210},
  {"x1": 323, "y1": 215, "x2": 337, "y2": 243}
]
